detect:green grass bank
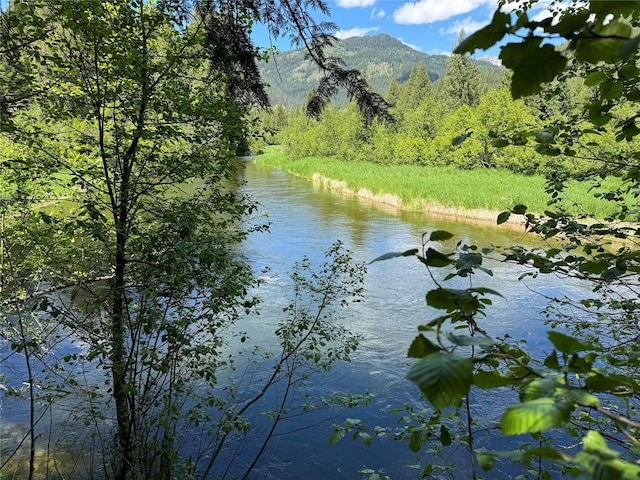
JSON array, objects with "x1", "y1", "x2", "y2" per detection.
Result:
[{"x1": 255, "y1": 146, "x2": 617, "y2": 223}]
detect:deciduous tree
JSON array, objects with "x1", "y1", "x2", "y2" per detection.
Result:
[{"x1": 0, "y1": 1, "x2": 379, "y2": 478}]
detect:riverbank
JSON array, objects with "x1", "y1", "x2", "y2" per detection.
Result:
[
  {"x1": 254, "y1": 146, "x2": 621, "y2": 225},
  {"x1": 256, "y1": 146, "x2": 546, "y2": 225},
  {"x1": 254, "y1": 146, "x2": 541, "y2": 226}
]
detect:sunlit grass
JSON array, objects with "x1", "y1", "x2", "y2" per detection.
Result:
[{"x1": 256, "y1": 146, "x2": 622, "y2": 219}]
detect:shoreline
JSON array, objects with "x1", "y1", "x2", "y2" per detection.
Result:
[{"x1": 309, "y1": 171, "x2": 527, "y2": 229}]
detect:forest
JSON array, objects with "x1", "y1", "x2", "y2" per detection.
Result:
[
  {"x1": 2, "y1": 0, "x2": 640, "y2": 479},
  {"x1": 257, "y1": 33, "x2": 503, "y2": 107},
  {"x1": 260, "y1": 36, "x2": 637, "y2": 179}
]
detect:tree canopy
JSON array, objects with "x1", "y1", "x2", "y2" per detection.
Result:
[{"x1": 0, "y1": 1, "x2": 379, "y2": 478}]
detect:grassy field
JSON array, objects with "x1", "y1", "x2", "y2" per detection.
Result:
[{"x1": 255, "y1": 146, "x2": 620, "y2": 221}]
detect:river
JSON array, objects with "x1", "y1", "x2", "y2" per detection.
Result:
[
  {"x1": 0, "y1": 161, "x2": 592, "y2": 479},
  {"x1": 234, "y1": 161, "x2": 590, "y2": 479}
]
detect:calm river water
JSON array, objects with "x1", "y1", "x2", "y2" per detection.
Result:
[
  {"x1": 236, "y1": 161, "x2": 590, "y2": 479},
  {"x1": 0, "y1": 161, "x2": 592, "y2": 479}
]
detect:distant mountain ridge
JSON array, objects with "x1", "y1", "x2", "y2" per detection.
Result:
[{"x1": 259, "y1": 33, "x2": 502, "y2": 107}]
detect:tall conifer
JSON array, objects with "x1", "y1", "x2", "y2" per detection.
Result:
[{"x1": 441, "y1": 30, "x2": 481, "y2": 110}]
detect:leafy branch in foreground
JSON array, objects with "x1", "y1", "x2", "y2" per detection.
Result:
[
  {"x1": 363, "y1": 3, "x2": 640, "y2": 477},
  {"x1": 334, "y1": 228, "x2": 640, "y2": 479}
]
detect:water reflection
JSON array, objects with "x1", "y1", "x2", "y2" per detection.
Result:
[
  {"x1": 0, "y1": 161, "x2": 591, "y2": 479},
  {"x1": 238, "y1": 162, "x2": 589, "y2": 479}
]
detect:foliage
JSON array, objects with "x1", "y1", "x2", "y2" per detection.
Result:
[
  {"x1": 0, "y1": 0, "x2": 379, "y2": 478},
  {"x1": 439, "y1": 30, "x2": 482, "y2": 111},
  {"x1": 258, "y1": 33, "x2": 503, "y2": 107},
  {"x1": 332, "y1": 227, "x2": 640, "y2": 479},
  {"x1": 333, "y1": 1, "x2": 640, "y2": 479},
  {"x1": 395, "y1": 62, "x2": 433, "y2": 112}
]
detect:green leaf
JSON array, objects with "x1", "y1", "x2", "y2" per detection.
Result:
[
  {"x1": 421, "y1": 248, "x2": 453, "y2": 267},
  {"x1": 546, "y1": 9, "x2": 590, "y2": 36},
  {"x1": 585, "y1": 373, "x2": 632, "y2": 393},
  {"x1": 476, "y1": 451, "x2": 497, "y2": 472},
  {"x1": 500, "y1": 40, "x2": 567, "y2": 98},
  {"x1": 544, "y1": 350, "x2": 560, "y2": 369},
  {"x1": 406, "y1": 352, "x2": 473, "y2": 410},
  {"x1": 523, "y1": 446, "x2": 567, "y2": 461},
  {"x1": 547, "y1": 331, "x2": 595, "y2": 354},
  {"x1": 329, "y1": 428, "x2": 345, "y2": 446},
  {"x1": 469, "y1": 287, "x2": 503, "y2": 298},
  {"x1": 535, "y1": 143, "x2": 562, "y2": 156},
  {"x1": 455, "y1": 252, "x2": 485, "y2": 276},
  {"x1": 407, "y1": 334, "x2": 440, "y2": 358},
  {"x1": 500, "y1": 398, "x2": 573, "y2": 435},
  {"x1": 588, "y1": 101, "x2": 613, "y2": 126},
  {"x1": 583, "y1": 430, "x2": 616, "y2": 456},
  {"x1": 409, "y1": 429, "x2": 429, "y2": 453},
  {"x1": 426, "y1": 288, "x2": 480, "y2": 314},
  {"x1": 574, "y1": 19, "x2": 632, "y2": 64},
  {"x1": 446, "y1": 332, "x2": 496, "y2": 347},
  {"x1": 497, "y1": 211, "x2": 510, "y2": 225},
  {"x1": 429, "y1": 230, "x2": 454, "y2": 242},
  {"x1": 473, "y1": 370, "x2": 518, "y2": 389},
  {"x1": 520, "y1": 378, "x2": 562, "y2": 402},
  {"x1": 578, "y1": 258, "x2": 609, "y2": 275},
  {"x1": 584, "y1": 71, "x2": 607, "y2": 87},
  {"x1": 368, "y1": 249, "x2": 418, "y2": 264},
  {"x1": 440, "y1": 425, "x2": 452, "y2": 446},
  {"x1": 358, "y1": 432, "x2": 373, "y2": 446},
  {"x1": 454, "y1": 10, "x2": 511, "y2": 54},
  {"x1": 561, "y1": 388, "x2": 599, "y2": 408}
]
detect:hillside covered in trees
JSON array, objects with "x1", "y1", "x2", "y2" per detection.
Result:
[
  {"x1": 258, "y1": 31, "x2": 635, "y2": 180},
  {"x1": 260, "y1": 33, "x2": 503, "y2": 106}
]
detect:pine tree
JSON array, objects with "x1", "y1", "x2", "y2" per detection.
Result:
[
  {"x1": 384, "y1": 79, "x2": 402, "y2": 106},
  {"x1": 441, "y1": 30, "x2": 481, "y2": 111},
  {"x1": 397, "y1": 62, "x2": 433, "y2": 111}
]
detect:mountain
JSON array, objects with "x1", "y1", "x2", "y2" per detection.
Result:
[{"x1": 258, "y1": 33, "x2": 503, "y2": 107}]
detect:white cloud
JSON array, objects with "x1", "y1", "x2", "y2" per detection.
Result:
[
  {"x1": 335, "y1": 26, "x2": 380, "y2": 39},
  {"x1": 393, "y1": 0, "x2": 492, "y2": 25},
  {"x1": 336, "y1": 0, "x2": 376, "y2": 7},
  {"x1": 438, "y1": 16, "x2": 487, "y2": 35},
  {"x1": 370, "y1": 7, "x2": 385, "y2": 19}
]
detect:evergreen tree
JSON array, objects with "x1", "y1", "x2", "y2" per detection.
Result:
[
  {"x1": 384, "y1": 78, "x2": 401, "y2": 106},
  {"x1": 441, "y1": 30, "x2": 481, "y2": 110},
  {"x1": 397, "y1": 62, "x2": 432, "y2": 111}
]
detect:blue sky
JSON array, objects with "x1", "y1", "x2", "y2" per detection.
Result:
[
  {"x1": 0, "y1": 0, "x2": 562, "y2": 58},
  {"x1": 252, "y1": 0, "x2": 562, "y2": 57}
]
